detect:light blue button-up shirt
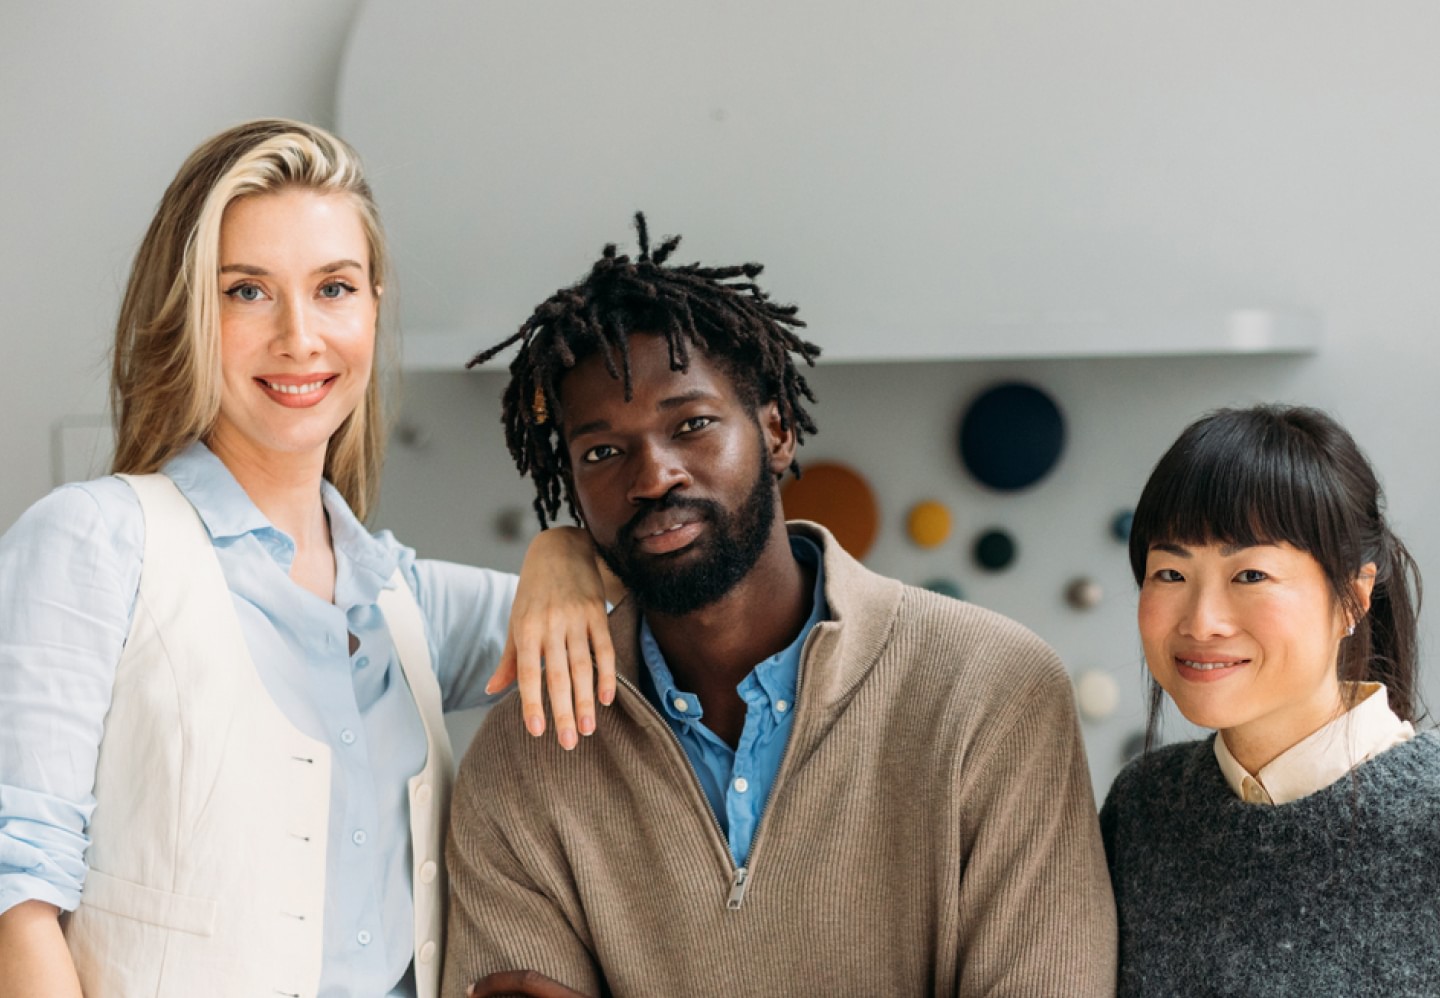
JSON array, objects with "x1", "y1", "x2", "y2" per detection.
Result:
[
  {"x1": 638, "y1": 535, "x2": 827, "y2": 867},
  {"x1": 0, "y1": 442, "x2": 517, "y2": 997}
]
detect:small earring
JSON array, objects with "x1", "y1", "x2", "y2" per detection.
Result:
[{"x1": 1345, "y1": 622, "x2": 1356, "y2": 637}]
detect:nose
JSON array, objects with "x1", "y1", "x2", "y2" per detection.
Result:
[
  {"x1": 1177, "y1": 584, "x2": 1235, "y2": 639},
  {"x1": 625, "y1": 439, "x2": 691, "y2": 504},
  {"x1": 273, "y1": 296, "x2": 324, "y2": 359}
]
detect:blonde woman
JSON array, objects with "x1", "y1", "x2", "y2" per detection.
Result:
[{"x1": 0, "y1": 120, "x2": 612, "y2": 998}]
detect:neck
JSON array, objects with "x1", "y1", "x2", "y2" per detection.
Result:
[
  {"x1": 645, "y1": 521, "x2": 813, "y2": 741},
  {"x1": 205, "y1": 433, "x2": 329, "y2": 548},
  {"x1": 1221, "y1": 680, "x2": 1348, "y2": 775}
]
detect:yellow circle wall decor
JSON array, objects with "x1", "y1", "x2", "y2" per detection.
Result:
[{"x1": 906, "y1": 499, "x2": 952, "y2": 548}]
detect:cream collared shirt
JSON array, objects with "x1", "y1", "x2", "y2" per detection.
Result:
[{"x1": 1214, "y1": 682, "x2": 1415, "y2": 805}]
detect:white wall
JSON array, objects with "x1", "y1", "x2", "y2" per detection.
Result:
[
  {"x1": 0, "y1": 0, "x2": 361, "y2": 522},
  {"x1": 3, "y1": 2, "x2": 1438, "y2": 797}
]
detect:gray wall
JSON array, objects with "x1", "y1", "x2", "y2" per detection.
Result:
[{"x1": 3, "y1": 2, "x2": 1438, "y2": 797}]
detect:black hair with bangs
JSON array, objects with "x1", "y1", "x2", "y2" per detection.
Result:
[{"x1": 1129, "y1": 404, "x2": 1422, "y2": 747}]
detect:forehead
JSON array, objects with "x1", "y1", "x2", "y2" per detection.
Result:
[
  {"x1": 219, "y1": 189, "x2": 369, "y2": 262},
  {"x1": 557, "y1": 333, "x2": 743, "y2": 425}
]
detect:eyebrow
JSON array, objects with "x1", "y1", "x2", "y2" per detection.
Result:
[
  {"x1": 1151, "y1": 541, "x2": 1254, "y2": 557},
  {"x1": 567, "y1": 390, "x2": 723, "y2": 440},
  {"x1": 218, "y1": 259, "x2": 366, "y2": 277}
]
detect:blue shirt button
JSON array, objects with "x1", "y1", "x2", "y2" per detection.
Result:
[
  {"x1": 352, "y1": 829, "x2": 367, "y2": 846},
  {"x1": 340, "y1": 729, "x2": 356, "y2": 745},
  {"x1": 357, "y1": 929, "x2": 372, "y2": 946},
  {"x1": 355, "y1": 656, "x2": 370, "y2": 669}
]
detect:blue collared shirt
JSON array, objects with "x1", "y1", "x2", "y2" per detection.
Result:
[
  {"x1": 638, "y1": 535, "x2": 827, "y2": 867},
  {"x1": 0, "y1": 442, "x2": 517, "y2": 997}
]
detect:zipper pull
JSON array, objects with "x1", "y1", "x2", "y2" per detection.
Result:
[{"x1": 727, "y1": 866, "x2": 749, "y2": 910}]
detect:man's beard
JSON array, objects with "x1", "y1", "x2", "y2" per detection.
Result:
[{"x1": 595, "y1": 453, "x2": 777, "y2": 617}]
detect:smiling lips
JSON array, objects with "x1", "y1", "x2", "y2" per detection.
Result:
[
  {"x1": 1175, "y1": 655, "x2": 1251, "y2": 683},
  {"x1": 256, "y1": 375, "x2": 338, "y2": 409}
]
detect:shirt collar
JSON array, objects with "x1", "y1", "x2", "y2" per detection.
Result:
[
  {"x1": 1214, "y1": 682, "x2": 1416, "y2": 805},
  {"x1": 638, "y1": 534, "x2": 828, "y2": 722},
  {"x1": 161, "y1": 440, "x2": 400, "y2": 605}
]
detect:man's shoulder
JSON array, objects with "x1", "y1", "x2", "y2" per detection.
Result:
[{"x1": 885, "y1": 583, "x2": 1069, "y2": 693}]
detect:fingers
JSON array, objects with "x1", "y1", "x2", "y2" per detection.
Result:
[
  {"x1": 567, "y1": 626, "x2": 596, "y2": 738},
  {"x1": 486, "y1": 639, "x2": 518, "y2": 695},
  {"x1": 590, "y1": 610, "x2": 617, "y2": 708},
  {"x1": 513, "y1": 627, "x2": 547, "y2": 738},
  {"x1": 543, "y1": 621, "x2": 578, "y2": 751}
]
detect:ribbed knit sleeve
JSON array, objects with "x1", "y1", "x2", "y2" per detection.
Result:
[
  {"x1": 946, "y1": 633, "x2": 1117, "y2": 996},
  {"x1": 443, "y1": 694, "x2": 605, "y2": 998}
]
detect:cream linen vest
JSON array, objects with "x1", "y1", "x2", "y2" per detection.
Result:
[{"x1": 64, "y1": 474, "x2": 454, "y2": 998}]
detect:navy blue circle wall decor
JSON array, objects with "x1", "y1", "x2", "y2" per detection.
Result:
[
  {"x1": 973, "y1": 529, "x2": 1017, "y2": 571},
  {"x1": 1111, "y1": 509, "x2": 1134, "y2": 542},
  {"x1": 959, "y1": 382, "x2": 1066, "y2": 491}
]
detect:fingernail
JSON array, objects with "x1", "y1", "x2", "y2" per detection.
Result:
[
  {"x1": 600, "y1": 688, "x2": 615, "y2": 706},
  {"x1": 561, "y1": 729, "x2": 578, "y2": 751},
  {"x1": 526, "y1": 715, "x2": 544, "y2": 737},
  {"x1": 579, "y1": 715, "x2": 595, "y2": 736}
]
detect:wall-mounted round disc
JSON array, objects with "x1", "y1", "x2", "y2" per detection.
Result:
[
  {"x1": 1065, "y1": 577, "x2": 1104, "y2": 610},
  {"x1": 906, "y1": 499, "x2": 952, "y2": 548},
  {"x1": 922, "y1": 577, "x2": 964, "y2": 601},
  {"x1": 781, "y1": 461, "x2": 880, "y2": 559},
  {"x1": 972, "y1": 528, "x2": 1016, "y2": 571},
  {"x1": 1121, "y1": 730, "x2": 1147, "y2": 763},
  {"x1": 958, "y1": 382, "x2": 1066, "y2": 491},
  {"x1": 1074, "y1": 670, "x2": 1120, "y2": 721},
  {"x1": 1111, "y1": 509, "x2": 1134, "y2": 542}
]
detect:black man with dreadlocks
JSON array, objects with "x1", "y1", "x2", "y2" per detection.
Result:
[{"x1": 443, "y1": 216, "x2": 1116, "y2": 998}]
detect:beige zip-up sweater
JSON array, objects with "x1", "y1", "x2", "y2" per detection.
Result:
[{"x1": 444, "y1": 523, "x2": 1116, "y2": 997}]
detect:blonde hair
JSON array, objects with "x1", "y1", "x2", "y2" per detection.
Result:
[{"x1": 110, "y1": 118, "x2": 392, "y2": 519}]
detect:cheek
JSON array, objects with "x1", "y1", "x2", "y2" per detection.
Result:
[{"x1": 1136, "y1": 589, "x2": 1171, "y2": 651}]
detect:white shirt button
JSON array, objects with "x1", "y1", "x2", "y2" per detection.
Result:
[
  {"x1": 420, "y1": 860, "x2": 438, "y2": 884},
  {"x1": 775, "y1": 700, "x2": 789, "y2": 713},
  {"x1": 340, "y1": 728, "x2": 356, "y2": 745},
  {"x1": 414, "y1": 783, "x2": 433, "y2": 807},
  {"x1": 733, "y1": 777, "x2": 749, "y2": 793},
  {"x1": 357, "y1": 929, "x2": 372, "y2": 946},
  {"x1": 352, "y1": 829, "x2": 367, "y2": 846},
  {"x1": 419, "y1": 940, "x2": 438, "y2": 964},
  {"x1": 355, "y1": 656, "x2": 370, "y2": 669},
  {"x1": 672, "y1": 698, "x2": 688, "y2": 713}
]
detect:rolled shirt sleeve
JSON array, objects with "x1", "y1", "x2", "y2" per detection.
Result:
[{"x1": 0, "y1": 480, "x2": 142, "y2": 915}]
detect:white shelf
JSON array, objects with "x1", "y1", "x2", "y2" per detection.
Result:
[{"x1": 398, "y1": 308, "x2": 1319, "y2": 372}]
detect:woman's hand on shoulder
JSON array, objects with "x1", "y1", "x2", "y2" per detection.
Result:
[{"x1": 487, "y1": 526, "x2": 617, "y2": 749}]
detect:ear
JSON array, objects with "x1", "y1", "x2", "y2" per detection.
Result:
[
  {"x1": 759, "y1": 400, "x2": 797, "y2": 477},
  {"x1": 1347, "y1": 561, "x2": 1378, "y2": 629}
]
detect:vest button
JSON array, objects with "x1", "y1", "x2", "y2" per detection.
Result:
[
  {"x1": 419, "y1": 940, "x2": 437, "y2": 964},
  {"x1": 414, "y1": 783, "x2": 433, "y2": 807},
  {"x1": 420, "y1": 860, "x2": 438, "y2": 884}
]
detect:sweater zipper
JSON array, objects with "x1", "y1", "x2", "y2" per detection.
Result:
[
  {"x1": 615, "y1": 673, "x2": 744, "y2": 905},
  {"x1": 731, "y1": 624, "x2": 817, "y2": 909},
  {"x1": 613, "y1": 622, "x2": 820, "y2": 912}
]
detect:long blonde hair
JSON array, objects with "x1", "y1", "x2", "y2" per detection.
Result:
[{"x1": 110, "y1": 118, "x2": 391, "y2": 519}]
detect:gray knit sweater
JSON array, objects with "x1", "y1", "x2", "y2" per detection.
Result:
[
  {"x1": 1101, "y1": 732, "x2": 1440, "y2": 998},
  {"x1": 443, "y1": 523, "x2": 1116, "y2": 998}
]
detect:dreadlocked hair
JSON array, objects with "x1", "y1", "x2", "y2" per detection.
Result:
[{"x1": 469, "y1": 212, "x2": 822, "y2": 528}]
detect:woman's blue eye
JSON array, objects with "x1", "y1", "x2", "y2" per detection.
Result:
[
  {"x1": 225, "y1": 284, "x2": 264, "y2": 302},
  {"x1": 320, "y1": 281, "x2": 357, "y2": 299}
]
